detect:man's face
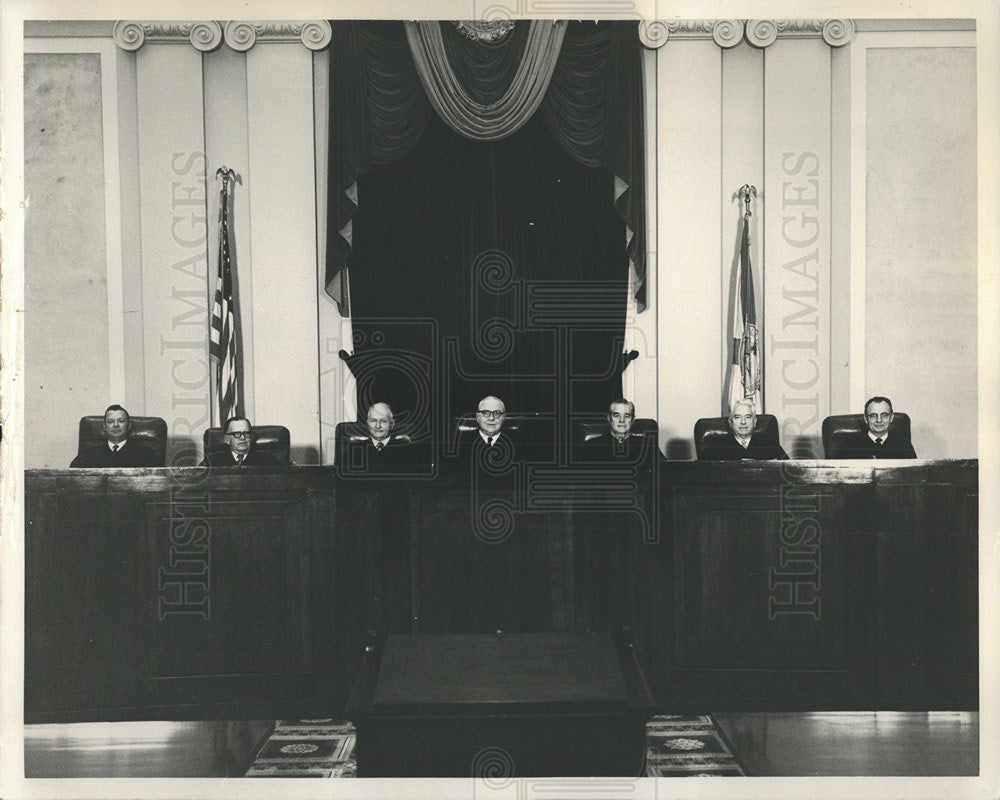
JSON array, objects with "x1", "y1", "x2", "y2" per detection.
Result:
[
  {"x1": 225, "y1": 420, "x2": 253, "y2": 454},
  {"x1": 865, "y1": 401, "x2": 893, "y2": 436},
  {"x1": 729, "y1": 407, "x2": 756, "y2": 438},
  {"x1": 607, "y1": 403, "x2": 634, "y2": 438},
  {"x1": 476, "y1": 397, "x2": 505, "y2": 436},
  {"x1": 102, "y1": 410, "x2": 130, "y2": 444},
  {"x1": 367, "y1": 405, "x2": 394, "y2": 442}
]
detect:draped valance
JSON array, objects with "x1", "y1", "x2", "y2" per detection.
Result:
[
  {"x1": 325, "y1": 20, "x2": 647, "y2": 313},
  {"x1": 404, "y1": 20, "x2": 566, "y2": 141}
]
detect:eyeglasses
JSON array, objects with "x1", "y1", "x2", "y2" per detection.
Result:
[
  {"x1": 477, "y1": 410, "x2": 504, "y2": 419},
  {"x1": 866, "y1": 413, "x2": 892, "y2": 421},
  {"x1": 226, "y1": 431, "x2": 252, "y2": 439}
]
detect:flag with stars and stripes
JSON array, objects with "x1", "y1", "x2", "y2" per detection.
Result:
[{"x1": 209, "y1": 168, "x2": 242, "y2": 425}]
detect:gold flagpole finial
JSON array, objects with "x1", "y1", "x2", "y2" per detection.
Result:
[{"x1": 739, "y1": 184, "x2": 757, "y2": 217}]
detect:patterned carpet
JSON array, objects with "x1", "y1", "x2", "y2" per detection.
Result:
[
  {"x1": 244, "y1": 715, "x2": 745, "y2": 778},
  {"x1": 244, "y1": 720, "x2": 356, "y2": 777},
  {"x1": 644, "y1": 714, "x2": 746, "y2": 777}
]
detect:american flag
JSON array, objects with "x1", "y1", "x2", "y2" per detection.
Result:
[
  {"x1": 728, "y1": 206, "x2": 762, "y2": 413},
  {"x1": 210, "y1": 168, "x2": 241, "y2": 424}
]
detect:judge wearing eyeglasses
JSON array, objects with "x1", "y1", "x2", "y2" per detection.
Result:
[
  {"x1": 458, "y1": 395, "x2": 516, "y2": 465},
  {"x1": 833, "y1": 396, "x2": 917, "y2": 459},
  {"x1": 202, "y1": 417, "x2": 282, "y2": 467}
]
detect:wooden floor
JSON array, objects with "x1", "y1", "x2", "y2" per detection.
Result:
[
  {"x1": 23, "y1": 720, "x2": 272, "y2": 778},
  {"x1": 713, "y1": 712, "x2": 979, "y2": 776},
  {"x1": 23, "y1": 712, "x2": 978, "y2": 778}
]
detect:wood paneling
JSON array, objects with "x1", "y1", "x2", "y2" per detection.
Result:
[{"x1": 24, "y1": 461, "x2": 978, "y2": 721}]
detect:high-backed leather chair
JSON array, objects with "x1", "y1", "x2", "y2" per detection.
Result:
[
  {"x1": 203, "y1": 425, "x2": 291, "y2": 465},
  {"x1": 452, "y1": 413, "x2": 558, "y2": 462},
  {"x1": 77, "y1": 415, "x2": 167, "y2": 466},
  {"x1": 335, "y1": 420, "x2": 431, "y2": 476},
  {"x1": 694, "y1": 414, "x2": 781, "y2": 460},
  {"x1": 575, "y1": 417, "x2": 659, "y2": 446},
  {"x1": 822, "y1": 413, "x2": 911, "y2": 459}
]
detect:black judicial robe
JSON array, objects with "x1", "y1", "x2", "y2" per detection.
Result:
[
  {"x1": 339, "y1": 436, "x2": 424, "y2": 474},
  {"x1": 700, "y1": 433, "x2": 789, "y2": 461},
  {"x1": 455, "y1": 431, "x2": 518, "y2": 467},
  {"x1": 833, "y1": 431, "x2": 917, "y2": 459},
  {"x1": 579, "y1": 433, "x2": 653, "y2": 465},
  {"x1": 201, "y1": 448, "x2": 284, "y2": 467},
  {"x1": 70, "y1": 440, "x2": 158, "y2": 468}
]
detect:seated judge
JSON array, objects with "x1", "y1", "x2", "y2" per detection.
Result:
[
  {"x1": 202, "y1": 417, "x2": 283, "y2": 467},
  {"x1": 702, "y1": 399, "x2": 789, "y2": 461},
  {"x1": 580, "y1": 399, "x2": 650, "y2": 463},
  {"x1": 70, "y1": 404, "x2": 158, "y2": 467},
  {"x1": 458, "y1": 395, "x2": 516, "y2": 465},
  {"x1": 834, "y1": 396, "x2": 917, "y2": 459},
  {"x1": 346, "y1": 402, "x2": 418, "y2": 471}
]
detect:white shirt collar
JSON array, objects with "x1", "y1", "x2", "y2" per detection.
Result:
[
  {"x1": 735, "y1": 435, "x2": 752, "y2": 449},
  {"x1": 107, "y1": 440, "x2": 127, "y2": 451},
  {"x1": 479, "y1": 430, "x2": 499, "y2": 445},
  {"x1": 867, "y1": 431, "x2": 888, "y2": 444},
  {"x1": 371, "y1": 436, "x2": 391, "y2": 448}
]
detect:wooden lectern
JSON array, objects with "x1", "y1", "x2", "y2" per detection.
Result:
[{"x1": 346, "y1": 629, "x2": 655, "y2": 777}]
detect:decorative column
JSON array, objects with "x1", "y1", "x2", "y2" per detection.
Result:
[
  {"x1": 116, "y1": 21, "x2": 216, "y2": 465},
  {"x1": 239, "y1": 22, "x2": 329, "y2": 463},
  {"x1": 639, "y1": 20, "x2": 743, "y2": 456},
  {"x1": 750, "y1": 21, "x2": 852, "y2": 457}
]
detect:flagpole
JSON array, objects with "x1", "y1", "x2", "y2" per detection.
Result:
[
  {"x1": 728, "y1": 184, "x2": 762, "y2": 415},
  {"x1": 210, "y1": 166, "x2": 241, "y2": 428}
]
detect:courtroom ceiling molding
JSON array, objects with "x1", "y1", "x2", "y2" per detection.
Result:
[
  {"x1": 223, "y1": 21, "x2": 333, "y2": 51},
  {"x1": 638, "y1": 18, "x2": 856, "y2": 50},
  {"x1": 745, "y1": 19, "x2": 856, "y2": 48},
  {"x1": 113, "y1": 20, "x2": 332, "y2": 52},
  {"x1": 638, "y1": 20, "x2": 743, "y2": 49}
]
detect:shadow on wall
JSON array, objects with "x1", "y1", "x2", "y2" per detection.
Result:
[
  {"x1": 165, "y1": 438, "x2": 204, "y2": 468},
  {"x1": 291, "y1": 446, "x2": 320, "y2": 465},
  {"x1": 787, "y1": 436, "x2": 823, "y2": 460},
  {"x1": 664, "y1": 438, "x2": 695, "y2": 461},
  {"x1": 912, "y1": 426, "x2": 946, "y2": 460}
]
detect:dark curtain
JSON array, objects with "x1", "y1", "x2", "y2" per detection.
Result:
[
  {"x1": 540, "y1": 22, "x2": 645, "y2": 308},
  {"x1": 325, "y1": 22, "x2": 433, "y2": 311},
  {"x1": 326, "y1": 20, "x2": 646, "y2": 312},
  {"x1": 348, "y1": 111, "x2": 626, "y2": 435}
]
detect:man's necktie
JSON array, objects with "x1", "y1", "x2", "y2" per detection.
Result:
[
  {"x1": 112, "y1": 445, "x2": 120, "y2": 453},
  {"x1": 875, "y1": 438, "x2": 883, "y2": 446},
  {"x1": 375, "y1": 442, "x2": 384, "y2": 452},
  {"x1": 237, "y1": 455, "x2": 244, "y2": 466}
]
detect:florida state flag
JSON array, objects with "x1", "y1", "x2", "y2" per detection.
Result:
[{"x1": 728, "y1": 210, "x2": 762, "y2": 413}]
